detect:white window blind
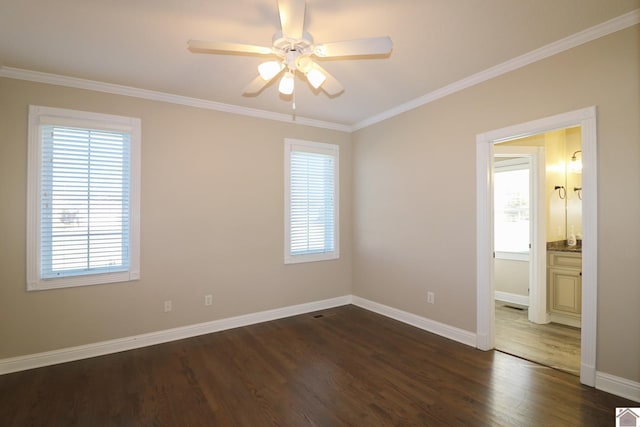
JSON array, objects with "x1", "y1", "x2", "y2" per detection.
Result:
[
  {"x1": 27, "y1": 106, "x2": 141, "y2": 290},
  {"x1": 41, "y1": 125, "x2": 130, "y2": 278},
  {"x1": 285, "y1": 139, "x2": 339, "y2": 264}
]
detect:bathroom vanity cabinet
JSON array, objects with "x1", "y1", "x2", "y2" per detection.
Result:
[{"x1": 547, "y1": 251, "x2": 582, "y2": 327}]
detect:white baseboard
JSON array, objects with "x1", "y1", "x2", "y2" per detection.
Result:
[
  {"x1": 495, "y1": 291, "x2": 529, "y2": 307},
  {"x1": 581, "y1": 362, "x2": 596, "y2": 387},
  {"x1": 596, "y1": 371, "x2": 640, "y2": 403},
  {"x1": 3, "y1": 293, "x2": 638, "y2": 404},
  {"x1": 549, "y1": 312, "x2": 582, "y2": 328},
  {"x1": 0, "y1": 294, "x2": 476, "y2": 375},
  {"x1": 476, "y1": 332, "x2": 492, "y2": 351},
  {"x1": 351, "y1": 296, "x2": 476, "y2": 347},
  {"x1": 0, "y1": 295, "x2": 352, "y2": 375}
]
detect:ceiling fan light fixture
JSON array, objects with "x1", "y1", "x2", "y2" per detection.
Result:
[
  {"x1": 278, "y1": 71, "x2": 295, "y2": 95},
  {"x1": 306, "y1": 67, "x2": 326, "y2": 89},
  {"x1": 188, "y1": 0, "x2": 393, "y2": 99},
  {"x1": 258, "y1": 61, "x2": 284, "y2": 80}
]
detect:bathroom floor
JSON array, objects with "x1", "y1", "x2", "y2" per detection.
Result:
[{"x1": 495, "y1": 301, "x2": 581, "y2": 376}]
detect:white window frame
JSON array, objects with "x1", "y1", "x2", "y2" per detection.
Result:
[
  {"x1": 284, "y1": 138, "x2": 339, "y2": 264},
  {"x1": 27, "y1": 105, "x2": 141, "y2": 291}
]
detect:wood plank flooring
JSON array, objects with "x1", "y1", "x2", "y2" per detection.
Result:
[
  {"x1": 0, "y1": 305, "x2": 634, "y2": 426},
  {"x1": 495, "y1": 302, "x2": 581, "y2": 376}
]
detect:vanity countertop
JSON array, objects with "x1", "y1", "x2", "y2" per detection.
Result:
[{"x1": 547, "y1": 240, "x2": 582, "y2": 253}]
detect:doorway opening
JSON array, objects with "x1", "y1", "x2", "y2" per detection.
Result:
[
  {"x1": 475, "y1": 106, "x2": 597, "y2": 387},
  {"x1": 493, "y1": 129, "x2": 582, "y2": 376}
]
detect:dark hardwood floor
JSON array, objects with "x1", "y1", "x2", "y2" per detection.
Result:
[
  {"x1": 0, "y1": 305, "x2": 634, "y2": 426},
  {"x1": 495, "y1": 301, "x2": 581, "y2": 376}
]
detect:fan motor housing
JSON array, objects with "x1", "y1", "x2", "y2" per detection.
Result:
[{"x1": 272, "y1": 31, "x2": 314, "y2": 54}]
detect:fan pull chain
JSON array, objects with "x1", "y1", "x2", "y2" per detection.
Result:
[{"x1": 292, "y1": 82, "x2": 296, "y2": 111}]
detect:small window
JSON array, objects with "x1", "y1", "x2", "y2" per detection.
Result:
[
  {"x1": 27, "y1": 106, "x2": 141, "y2": 290},
  {"x1": 284, "y1": 139, "x2": 339, "y2": 264},
  {"x1": 494, "y1": 158, "x2": 530, "y2": 258}
]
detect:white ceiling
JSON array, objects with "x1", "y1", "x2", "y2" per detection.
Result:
[{"x1": 1, "y1": 0, "x2": 638, "y2": 127}]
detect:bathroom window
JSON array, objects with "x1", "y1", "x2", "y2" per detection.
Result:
[{"x1": 494, "y1": 158, "x2": 530, "y2": 258}]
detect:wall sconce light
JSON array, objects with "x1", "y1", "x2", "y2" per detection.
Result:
[
  {"x1": 554, "y1": 185, "x2": 566, "y2": 199},
  {"x1": 569, "y1": 150, "x2": 582, "y2": 173}
]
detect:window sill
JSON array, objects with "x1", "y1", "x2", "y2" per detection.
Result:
[
  {"x1": 495, "y1": 251, "x2": 529, "y2": 261},
  {"x1": 27, "y1": 270, "x2": 139, "y2": 291},
  {"x1": 285, "y1": 252, "x2": 339, "y2": 265}
]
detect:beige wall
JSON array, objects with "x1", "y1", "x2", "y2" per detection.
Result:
[
  {"x1": 352, "y1": 25, "x2": 639, "y2": 382},
  {"x1": 0, "y1": 25, "x2": 638, "y2": 387},
  {"x1": 0, "y1": 78, "x2": 352, "y2": 358},
  {"x1": 494, "y1": 259, "x2": 529, "y2": 297}
]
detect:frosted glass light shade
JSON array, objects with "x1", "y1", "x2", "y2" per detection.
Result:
[
  {"x1": 279, "y1": 71, "x2": 295, "y2": 95},
  {"x1": 306, "y1": 68, "x2": 326, "y2": 89},
  {"x1": 568, "y1": 158, "x2": 582, "y2": 173},
  {"x1": 568, "y1": 150, "x2": 582, "y2": 173},
  {"x1": 258, "y1": 61, "x2": 284, "y2": 80}
]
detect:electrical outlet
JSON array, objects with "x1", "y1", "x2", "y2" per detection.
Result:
[
  {"x1": 427, "y1": 291, "x2": 435, "y2": 304},
  {"x1": 164, "y1": 300, "x2": 172, "y2": 312},
  {"x1": 205, "y1": 294, "x2": 213, "y2": 306}
]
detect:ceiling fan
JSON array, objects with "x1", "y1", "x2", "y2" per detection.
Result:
[{"x1": 188, "y1": 0, "x2": 392, "y2": 100}]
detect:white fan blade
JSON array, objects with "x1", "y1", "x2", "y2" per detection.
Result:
[
  {"x1": 243, "y1": 67, "x2": 285, "y2": 95},
  {"x1": 312, "y1": 63, "x2": 344, "y2": 96},
  {"x1": 243, "y1": 76, "x2": 269, "y2": 94},
  {"x1": 314, "y1": 36, "x2": 393, "y2": 58},
  {"x1": 278, "y1": 0, "x2": 306, "y2": 39},
  {"x1": 188, "y1": 40, "x2": 272, "y2": 55}
]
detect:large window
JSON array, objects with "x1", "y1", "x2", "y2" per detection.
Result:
[
  {"x1": 494, "y1": 158, "x2": 530, "y2": 256},
  {"x1": 284, "y1": 139, "x2": 339, "y2": 264},
  {"x1": 27, "y1": 106, "x2": 141, "y2": 290}
]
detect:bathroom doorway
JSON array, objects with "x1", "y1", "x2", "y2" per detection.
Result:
[
  {"x1": 492, "y1": 129, "x2": 582, "y2": 376},
  {"x1": 475, "y1": 106, "x2": 597, "y2": 387}
]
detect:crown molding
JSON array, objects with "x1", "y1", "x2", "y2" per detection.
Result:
[
  {"x1": 0, "y1": 66, "x2": 351, "y2": 133},
  {"x1": 1, "y1": 9, "x2": 637, "y2": 133},
  {"x1": 353, "y1": 8, "x2": 640, "y2": 131}
]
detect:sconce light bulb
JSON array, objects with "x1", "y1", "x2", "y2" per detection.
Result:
[{"x1": 569, "y1": 150, "x2": 583, "y2": 173}]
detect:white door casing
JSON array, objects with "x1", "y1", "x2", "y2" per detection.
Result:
[{"x1": 476, "y1": 106, "x2": 597, "y2": 387}]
